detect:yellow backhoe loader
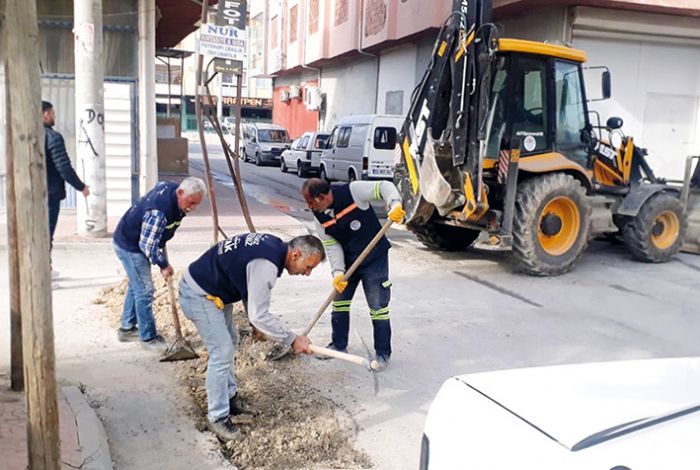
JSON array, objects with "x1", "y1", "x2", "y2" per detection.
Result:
[{"x1": 394, "y1": 0, "x2": 699, "y2": 275}]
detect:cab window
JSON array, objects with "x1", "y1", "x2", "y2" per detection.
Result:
[
  {"x1": 512, "y1": 57, "x2": 549, "y2": 155},
  {"x1": 337, "y1": 126, "x2": 352, "y2": 148},
  {"x1": 555, "y1": 60, "x2": 588, "y2": 164},
  {"x1": 299, "y1": 134, "x2": 310, "y2": 149}
]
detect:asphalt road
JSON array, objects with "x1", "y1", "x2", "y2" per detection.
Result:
[{"x1": 189, "y1": 141, "x2": 700, "y2": 469}]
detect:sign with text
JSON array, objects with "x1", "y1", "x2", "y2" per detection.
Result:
[
  {"x1": 214, "y1": 59, "x2": 243, "y2": 74},
  {"x1": 198, "y1": 24, "x2": 246, "y2": 61},
  {"x1": 216, "y1": 0, "x2": 247, "y2": 29}
]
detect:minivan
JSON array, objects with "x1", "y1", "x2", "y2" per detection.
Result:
[
  {"x1": 240, "y1": 123, "x2": 292, "y2": 166},
  {"x1": 319, "y1": 114, "x2": 403, "y2": 182}
]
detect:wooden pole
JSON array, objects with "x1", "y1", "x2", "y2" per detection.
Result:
[
  {"x1": 1, "y1": 0, "x2": 24, "y2": 392},
  {"x1": 5, "y1": 0, "x2": 61, "y2": 467},
  {"x1": 194, "y1": 0, "x2": 221, "y2": 245}
]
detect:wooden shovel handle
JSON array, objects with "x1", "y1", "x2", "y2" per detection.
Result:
[
  {"x1": 309, "y1": 345, "x2": 369, "y2": 369},
  {"x1": 163, "y1": 247, "x2": 184, "y2": 339},
  {"x1": 301, "y1": 219, "x2": 394, "y2": 336}
]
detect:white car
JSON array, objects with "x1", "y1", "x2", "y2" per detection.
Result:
[
  {"x1": 280, "y1": 131, "x2": 330, "y2": 177},
  {"x1": 421, "y1": 357, "x2": 700, "y2": 470}
]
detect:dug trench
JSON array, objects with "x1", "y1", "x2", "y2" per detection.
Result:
[{"x1": 95, "y1": 275, "x2": 372, "y2": 470}]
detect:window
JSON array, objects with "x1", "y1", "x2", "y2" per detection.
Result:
[
  {"x1": 555, "y1": 61, "x2": 588, "y2": 164},
  {"x1": 373, "y1": 127, "x2": 397, "y2": 149},
  {"x1": 291, "y1": 137, "x2": 301, "y2": 149},
  {"x1": 327, "y1": 128, "x2": 339, "y2": 148},
  {"x1": 348, "y1": 124, "x2": 368, "y2": 147},
  {"x1": 314, "y1": 134, "x2": 330, "y2": 149},
  {"x1": 289, "y1": 5, "x2": 298, "y2": 43},
  {"x1": 485, "y1": 56, "x2": 509, "y2": 158},
  {"x1": 512, "y1": 57, "x2": 549, "y2": 155},
  {"x1": 299, "y1": 135, "x2": 310, "y2": 149},
  {"x1": 337, "y1": 127, "x2": 352, "y2": 148}
]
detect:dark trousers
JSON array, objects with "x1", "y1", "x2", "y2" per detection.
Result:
[
  {"x1": 48, "y1": 197, "x2": 61, "y2": 250},
  {"x1": 331, "y1": 250, "x2": 392, "y2": 358}
]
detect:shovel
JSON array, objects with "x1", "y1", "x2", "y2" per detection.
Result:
[
  {"x1": 270, "y1": 219, "x2": 394, "y2": 361},
  {"x1": 161, "y1": 268, "x2": 199, "y2": 362}
]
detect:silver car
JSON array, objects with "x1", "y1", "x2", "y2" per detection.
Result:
[{"x1": 240, "y1": 123, "x2": 291, "y2": 166}]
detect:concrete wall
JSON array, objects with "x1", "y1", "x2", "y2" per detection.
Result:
[
  {"x1": 496, "y1": 6, "x2": 569, "y2": 43},
  {"x1": 320, "y1": 56, "x2": 378, "y2": 130},
  {"x1": 376, "y1": 44, "x2": 417, "y2": 116}
]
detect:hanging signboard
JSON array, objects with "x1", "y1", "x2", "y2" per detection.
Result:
[
  {"x1": 214, "y1": 1, "x2": 248, "y2": 75},
  {"x1": 198, "y1": 24, "x2": 246, "y2": 62}
]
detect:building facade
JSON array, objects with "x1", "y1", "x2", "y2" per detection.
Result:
[{"x1": 260, "y1": 0, "x2": 700, "y2": 180}]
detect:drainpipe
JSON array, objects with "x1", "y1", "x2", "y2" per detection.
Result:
[
  {"x1": 301, "y1": 0, "x2": 322, "y2": 129},
  {"x1": 357, "y1": 0, "x2": 380, "y2": 113}
]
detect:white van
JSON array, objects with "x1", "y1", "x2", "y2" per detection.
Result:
[{"x1": 320, "y1": 114, "x2": 403, "y2": 182}]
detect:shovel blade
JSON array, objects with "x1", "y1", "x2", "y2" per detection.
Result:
[{"x1": 160, "y1": 339, "x2": 199, "y2": 362}]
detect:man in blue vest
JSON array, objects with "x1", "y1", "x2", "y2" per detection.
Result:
[
  {"x1": 113, "y1": 177, "x2": 206, "y2": 349},
  {"x1": 179, "y1": 233, "x2": 323, "y2": 441},
  {"x1": 301, "y1": 178, "x2": 405, "y2": 372}
]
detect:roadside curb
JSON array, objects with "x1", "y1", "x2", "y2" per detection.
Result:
[{"x1": 62, "y1": 386, "x2": 113, "y2": 470}]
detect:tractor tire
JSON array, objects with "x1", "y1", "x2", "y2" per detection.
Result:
[
  {"x1": 623, "y1": 192, "x2": 686, "y2": 263},
  {"x1": 512, "y1": 173, "x2": 591, "y2": 276},
  {"x1": 410, "y1": 221, "x2": 481, "y2": 251}
]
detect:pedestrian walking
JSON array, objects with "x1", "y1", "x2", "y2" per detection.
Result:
[
  {"x1": 113, "y1": 178, "x2": 206, "y2": 350},
  {"x1": 42, "y1": 100, "x2": 90, "y2": 250},
  {"x1": 179, "y1": 233, "x2": 322, "y2": 441},
  {"x1": 301, "y1": 178, "x2": 405, "y2": 372}
]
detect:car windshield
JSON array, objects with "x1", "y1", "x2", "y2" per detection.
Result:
[
  {"x1": 314, "y1": 134, "x2": 330, "y2": 149},
  {"x1": 258, "y1": 130, "x2": 289, "y2": 143}
]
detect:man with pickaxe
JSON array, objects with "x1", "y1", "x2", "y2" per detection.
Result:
[{"x1": 301, "y1": 178, "x2": 405, "y2": 372}]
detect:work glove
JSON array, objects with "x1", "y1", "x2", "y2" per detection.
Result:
[
  {"x1": 206, "y1": 295, "x2": 224, "y2": 310},
  {"x1": 333, "y1": 274, "x2": 348, "y2": 293},
  {"x1": 388, "y1": 204, "x2": 406, "y2": 224}
]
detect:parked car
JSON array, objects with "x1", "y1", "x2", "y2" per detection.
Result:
[
  {"x1": 320, "y1": 114, "x2": 403, "y2": 182},
  {"x1": 420, "y1": 357, "x2": 700, "y2": 470},
  {"x1": 280, "y1": 131, "x2": 330, "y2": 177},
  {"x1": 240, "y1": 123, "x2": 291, "y2": 166}
]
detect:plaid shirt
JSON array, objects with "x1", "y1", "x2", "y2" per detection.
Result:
[{"x1": 139, "y1": 209, "x2": 168, "y2": 268}]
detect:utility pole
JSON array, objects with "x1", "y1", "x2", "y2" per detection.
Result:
[
  {"x1": 4, "y1": 0, "x2": 61, "y2": 467},
  {"x1": 74, "y1": 0, "x2": 107, "y2": 236},
  {"x1": 138, "y1": 0, "x2": 157, "y2": 195},
  {"x1": 1, "y1": 0, "x2": 24, "y2": 393}
]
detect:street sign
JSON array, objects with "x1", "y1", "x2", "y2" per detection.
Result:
[
  {"x1": 214, "y1": 58, "x2": 243, "y2": 74},
  {"x1": 198, "y1": 24, "x2": 246, "y2": 62}
]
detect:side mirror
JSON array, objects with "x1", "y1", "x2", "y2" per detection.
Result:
[
  {"x1": 602, "y1": 71, "x2": 611, "y2": 100},
  {"x1": 606, "y1": 117, "x2": 623, "y2": 130}
]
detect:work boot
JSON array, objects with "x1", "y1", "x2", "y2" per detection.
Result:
[
  {"x1": 314, "y1": 342, "x2": 347, "y2": 360},
  {"x1": 140, "y1": 334, "x2": 167, "y2": 352},
  {"x1": 372, "y1": 354, "x2": 390, "y2": 372},
  {"x1": 207, "y1": 417, "x2": 239, "y2": 442},
  {"x1": 117, "y1": 326, "x2": 139, "y2": 342},
  {"x1": 228, "y1": 393, "x2": 251, "y2": 416}
]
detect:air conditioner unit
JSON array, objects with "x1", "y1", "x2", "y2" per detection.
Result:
[
  {"x1": 280, "y1": 90, "x2": 290, "y2": 103},
  {"x1": 289, "y1": 85, "x2": 301, "y2": 100},
  {"x1": 304, "y1": 86, "x2": 323, "y2": 110}
]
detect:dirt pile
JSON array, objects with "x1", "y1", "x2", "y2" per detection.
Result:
[{"x1": 95, "y1": 275, "x2": 372, "y2": 470}]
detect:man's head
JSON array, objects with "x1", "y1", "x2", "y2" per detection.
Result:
[
  {"x1": 42, "y1": 101, "x2": 55, "y2": 127},
  {"x1": 301, "y1": 178, "x2": 333, "y2": 211},
  {"x1": 285, "y1": 235, "x2": 325, "y2": 276},
  {"x1": 176, "y1": 177, "x2": 206, "y2": 213}
]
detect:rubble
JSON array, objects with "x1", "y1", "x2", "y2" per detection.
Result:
[{"x1": 96, "y1": 275, "x2": 372, "y2": 470}]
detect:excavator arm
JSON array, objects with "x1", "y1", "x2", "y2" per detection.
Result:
[{"x1": 394, "y1": 0, "x2": 496, "y2": 226}]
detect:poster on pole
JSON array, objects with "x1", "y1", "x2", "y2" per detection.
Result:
[{"x1": 198, "y1": 24, "x2": 246, "y2": 62}]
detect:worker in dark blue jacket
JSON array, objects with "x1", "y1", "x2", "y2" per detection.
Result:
[
  {"x1": 179, "y1": 233, "x2": 322, "y2": 441},
  {"x1": 42, "y1": 101, "x2": 89, "y2": 248},
  {"x1": 113, "y1": 178, "x2": 206, "y2": 350}
]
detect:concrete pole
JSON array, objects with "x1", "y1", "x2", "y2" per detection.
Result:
[
  {"x1": 74, "y1": 0, "x2": 107, "y2": 236},
  {"x1": 5, "y1": 0, "x2": 61, "y2": 466},
  {"x1": 217, "y1": 75, "x2": 223, "y2": 122},
  {"x1": 138, "y1": 0, "x2": 158, "y2": 195}
]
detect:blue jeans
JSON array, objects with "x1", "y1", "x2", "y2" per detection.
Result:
[
  {"x1": 332, "y1": 249, "x2": 392, "y2": 358},
  {"x1": 113, "y1": 242, "x2": 158, "y2": 341},
  {"x1": 48, "y1": 197, "x2": 61, "y2": 249},
  {"x1": 179, "y1": 279, "x2": 239, "y2": 423}
]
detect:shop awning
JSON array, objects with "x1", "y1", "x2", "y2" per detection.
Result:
[{"x1": 156, "y1": 0, "x2": 217, "y2": 49}]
